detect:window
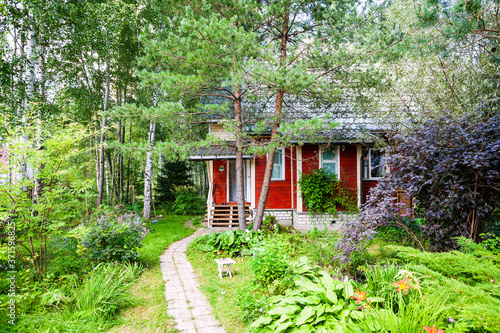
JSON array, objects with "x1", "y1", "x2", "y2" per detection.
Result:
[
  {"x1": 271, "y1": 148, "x2": 285, "y2": 180},
  {"x1": 363, "y1": 149, "x2": 385, "y2": 179},
  {"x1": 370, "y1": 150, "x2": 384, "y2": 178},
  {"x1": 320, "y1": 146, "x2": 338, "y2": 177}
]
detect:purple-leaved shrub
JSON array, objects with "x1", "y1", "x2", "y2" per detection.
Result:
[{"x1": 337, "y1": 112, "x2": 500, "y2": 260}]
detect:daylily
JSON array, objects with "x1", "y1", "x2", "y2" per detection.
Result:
[
  {"x1": 351, "y1": 287, "x2": 367, "y2": 303},
  {"x1": 422, "y1": 325, "x2": 445, "y2": 333},
  {"x1": 392, "y1": 277, "x2": 412, "y2": 294}
]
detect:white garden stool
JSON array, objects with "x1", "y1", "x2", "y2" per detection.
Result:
[{"x1": 214, "y1": 258, "x2": 236, "y2": 279}]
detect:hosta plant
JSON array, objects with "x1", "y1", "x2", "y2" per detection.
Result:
[{"x1": 249, "y1": 258, "x2": 383, "y2": 332}]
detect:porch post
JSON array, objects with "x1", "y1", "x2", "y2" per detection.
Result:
[
  {"x1": 356, "y1": 146, "x2": 362, "y2": 207},
  {"x1": 296, "y1": 146, "x2": 303, "y2": 212}
]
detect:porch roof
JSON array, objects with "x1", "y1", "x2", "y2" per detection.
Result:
[{"x1": 188, "y1": 144, "x2": 253, "y2": 160}]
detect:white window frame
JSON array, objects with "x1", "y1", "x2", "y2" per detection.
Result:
[
  {"x1": 319, "y1": 145, "x2": 340, "y2": 179},
  {"x1": 367, "y1": 149, "x2": 384, "y2": 180},
  {"x1": 270, "y1": 147, "x2": 286, "y2": 181}
]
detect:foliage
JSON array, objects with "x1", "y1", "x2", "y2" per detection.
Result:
[
  {"x1": 250, "y1": 240, "x2": 291, "y2": 292},
  {"x1": 170, "y1": 185, "x2": 206, "y2": 215},
  {"x1": 73, "y1": 262, "x2": 143, "y2": 319},
  {"x1": 82, "y1": 213, "x2": 149, "y2": 262},
  {"x1": 339, "y1": 112, "x2": 500, "y2": 263},
  {"x1": 298, "y1": 168, "x2": 358, "y2": 215},
  {"x1": 0, "y1": 121, "x2": 92, "y2": 277},
  {"x1": 189, "y1": 229, "x2": 261, "y2": 257},
  {"x1": 16, "y1": 262, "x2": 143, "y2": 332},
  {"x1": 156, "y1": 160, "x2": 193, "y2": 203},
  {"x1": 301, "y1": 228, "x2": 342, "y2": 270},
  {"x1": 384, "y1": 245, "x2": 500, "y2": 331},
  {"x1": 249, "y1": 257, "x2": 362, "y2": 332},
  {"x1": 480, "y1": 233, "x2": 500, "y2": 255},
  {"x1": 260, "y1": 214, "x2": 293, "y2": 234}
]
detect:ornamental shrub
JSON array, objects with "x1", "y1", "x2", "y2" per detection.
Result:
[
  {"x1": 338, "y1": 112, "x2": 500, "y2": 259},
  {"x1": 82, "y1": 213, "x2": 149, "y2": 262}
]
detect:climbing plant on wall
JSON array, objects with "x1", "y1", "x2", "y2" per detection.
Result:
[{"x1": 297, "y1": 168, "x2": 358, "y2": 215}]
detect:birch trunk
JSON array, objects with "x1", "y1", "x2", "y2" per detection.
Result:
[
  {"x1": 142, "y1": 120, "x2": 156, "y2": 220},
  {"x1": 143, "y1": 88, "x2": 158, "y2": 219},
  {"x1": 97, "y1": 68, "x2": 110, "y2": 206},
  {"x1": 253, "y1": 9, "x2": 289, "y2": 230}
]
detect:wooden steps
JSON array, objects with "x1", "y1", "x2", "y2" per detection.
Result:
[{"x1": 204, "y1": 204, "x2": 253, "y2": 227}]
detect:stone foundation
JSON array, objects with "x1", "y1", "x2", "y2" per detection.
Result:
[{"x1": 259, "y1": 209, "x2": 359, "y2": 232}]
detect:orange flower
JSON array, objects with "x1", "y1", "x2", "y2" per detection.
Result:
[
  {"x1": 393, "y1": 278, "x2": 412, "y2": 294},
  {"x1": 351, "y1": 287, "x2": 367, "y2": 303},
  {"x1": 422, "y1": 325, "x2": 445, "y2": 333}
]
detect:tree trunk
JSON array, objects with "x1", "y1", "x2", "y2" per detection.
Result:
[
  {"x1": 234, "y1": 95, "x2": 247, "y2": 230},
  {"x1": 97, "y1": 68, "x2": 110, "y2": 206},
  {"x1": 253, "y1": 9, "x2": 289, "y2": 230},
  {"x1": 126, "y1": 120, "x2": 132, "y2": 203},
  {"x1": 142, "y1": 120, "x2": 156, "y2": 220}
]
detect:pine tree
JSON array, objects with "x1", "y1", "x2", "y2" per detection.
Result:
[{"x1": 156, "y1": 160, "x2": 193, "y2": 203}]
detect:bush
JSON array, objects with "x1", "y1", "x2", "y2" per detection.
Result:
[
  {"x1": 250, "y1": 240, "x2": 290, "y2": 289},
  {"x1": 82, "y1": 213, "x2": 149, "y2": 262},
  {"x1": 362, "y1": 112, "x2": 500, "y2": 252},
  {"x1": 189, "y1": 229, "x2": 261, "y2": 256},
  {"x1": 338, "y1": 112, "x2": 500, "y2": 263},
  {"x1": 171, "y1": 185, "x2": 206, "y2": 215}
]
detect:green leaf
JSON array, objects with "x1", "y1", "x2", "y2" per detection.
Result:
[
  {"x1": 275, "y1": 321, "x2": 294, "y2": 333},
  {"x1": 278, "y1": 296, "x2": 302, "y2": 305},
  {"x1": 325, "y1": 288, "x2": 338, "y2": 304},
  {"x1": 268, "y1": 305, "x2": 300, "y2": 316},
  {"x1": 249, "y1": 315, "x2": 273, "y2": 328},
  {"x1": 302, "y1": 296, "x2": 321, "y2": 305},
  {"x1": 343, "y1": 280, "x2": 354, "y2": 299},
  {"x1": 295, "y1": 306, "x2": 316, "y2": 326},
  {"x1": 319, "y1": 270, "x2": 335, "y2": 290}
]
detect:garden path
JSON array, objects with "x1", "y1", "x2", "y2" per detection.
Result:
[{"x1": 160, "y1": 227, "x2": 229, "y2": 333}]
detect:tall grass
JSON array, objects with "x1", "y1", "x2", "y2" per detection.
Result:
[{"x1": 73, "y1": 262, "x2": 144, "y2": 319}]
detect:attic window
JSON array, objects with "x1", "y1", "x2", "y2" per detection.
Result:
[{"x1": 271, "y1": 148, "x2": 285, "y2": 180}]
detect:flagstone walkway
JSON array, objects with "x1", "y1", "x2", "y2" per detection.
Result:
[{"x1": 159, "y1": 228, "x2": 227, "y2": 333}]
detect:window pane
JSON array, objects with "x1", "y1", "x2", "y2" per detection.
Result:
[
  {"x1": 274, "y1": 150, "x2": 282, "y2": 164},
  {"x1": 322, "y1": 149, "x2": 336, "y2": 161},
  {"x1": 371, "y1": 151, "x2": 384, "y2": 178},
  {"x1": 323, "y1": 162, "x2": 336, "y2": 175},
  {"x1": 272, "y1": 149, "x2": 283, "y2": 179},
  {"x1": 272, "y1": 165, "x2": 282, "y2": 179}
]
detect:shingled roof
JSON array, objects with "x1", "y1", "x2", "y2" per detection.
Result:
[
  {"x1": 190, "y1": 95, "x2": 383, "y2": 159},
  {"x1": 189, "y1": 143, "x2": 253, "y2": 160}
]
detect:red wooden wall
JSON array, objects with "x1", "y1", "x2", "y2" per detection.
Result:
[
  {"x1": 255, "y1": 147, "x2": 293, "y2": 209},
  {"x1": 362, "y1": 180, "x2": 378, "y2": 204}
]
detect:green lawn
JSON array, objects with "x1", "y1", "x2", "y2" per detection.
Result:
[{"x1": 107, "y1": 214, "x2": 197, "y2": 333}]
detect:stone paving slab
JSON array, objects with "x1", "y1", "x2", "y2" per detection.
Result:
[{"x1": 160, "y1": 228, "x2": 228, "y2": 333}]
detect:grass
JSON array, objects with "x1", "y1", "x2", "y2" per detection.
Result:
[
  {"x1": 186, "y1": 249, "x2": 253, "y2": 333},
  {"x1": 107, "y1": 214, "x2": 196, "y2": 333}
]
